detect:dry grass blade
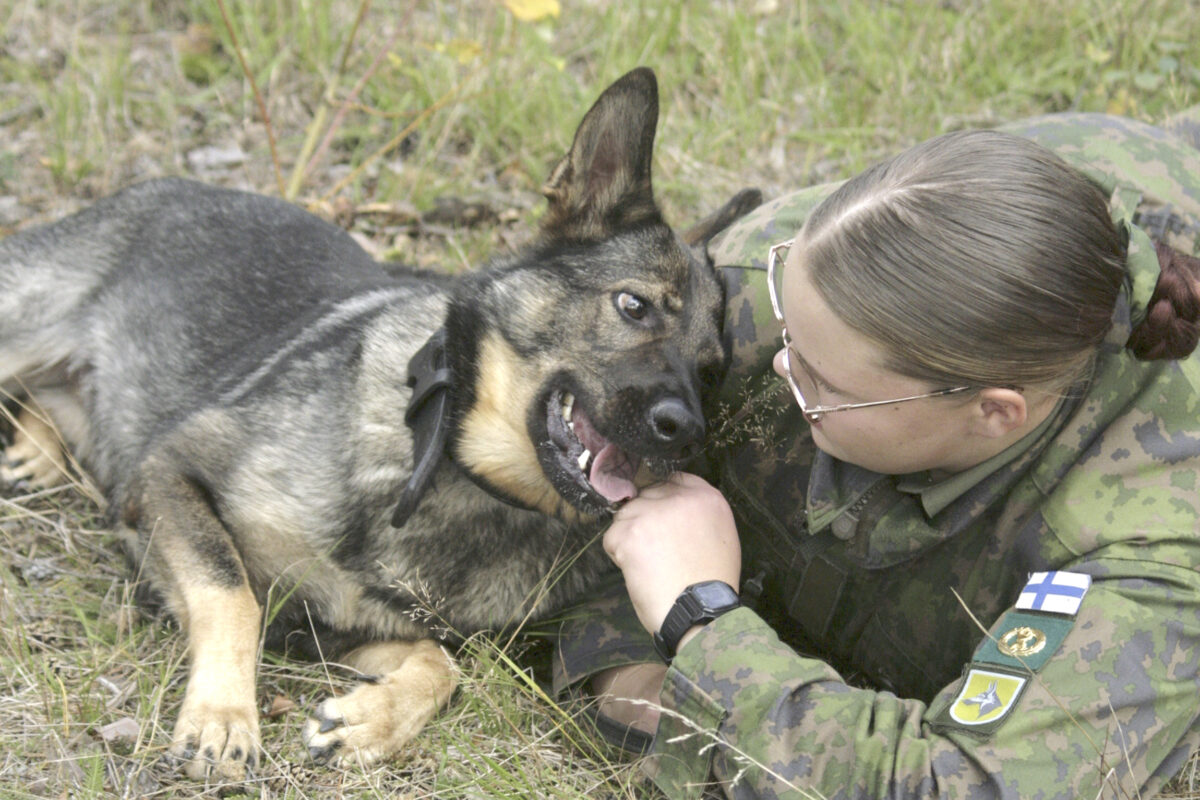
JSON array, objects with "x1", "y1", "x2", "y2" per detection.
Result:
[
  {"x1": 286, "y1": 0, "x2": 412, "y2": 200},
  {"x1": 215, "y1": 0, "x2": 285, "y2": 196},
  {"x1": 316, "y1": 70, "x2": 481, "y2": 207},
  {"x1": 285, "y1": 0, "x2": 373, "y2": 200}
]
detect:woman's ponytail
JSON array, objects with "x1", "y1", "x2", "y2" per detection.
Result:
[{"x1": 1127, "y1": 242, "x2": 1200, "y2": 360}]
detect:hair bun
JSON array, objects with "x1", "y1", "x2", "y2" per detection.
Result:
[{"x1": 1127, "y1": 241, "x2": 1200, "y2": 360}]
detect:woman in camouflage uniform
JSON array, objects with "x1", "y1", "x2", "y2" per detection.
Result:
[{"x1": 556, "y1": 111, "x2": 1200, "y2": 799}]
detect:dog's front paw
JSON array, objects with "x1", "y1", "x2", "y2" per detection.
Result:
[
  {"x1": 301, "y1": 679, "x2": 430, "y2": 766},
  {"x1": 0, "y1": 410, "x2": 68, "y2": 491},
  {"x1": 302, "y1": 640, "x2": 454, "y2": 766},
  {"x1": 170, "y1": 700, "x2": 261, "y2": 782}
]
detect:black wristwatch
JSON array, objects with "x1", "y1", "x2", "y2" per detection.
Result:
[{"x1": 652, "y1": 581, "x2": 740, "y2": 663}]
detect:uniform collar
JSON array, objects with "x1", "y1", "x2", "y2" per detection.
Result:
[
  {"x1": 894, "y1": 396, "x2": 1066, "y2": 518},
  {"x1": 803, "y1": 391, "x2": 1079, "y2": 567}
]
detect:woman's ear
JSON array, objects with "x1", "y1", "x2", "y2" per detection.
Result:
[{"x1": 970, "y1": 387, "x2": 1028, "y2": 438}]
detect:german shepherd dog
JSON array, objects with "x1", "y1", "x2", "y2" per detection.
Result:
[{"x1": 0, "y1": 68, "x2": 757, "y2": 780}]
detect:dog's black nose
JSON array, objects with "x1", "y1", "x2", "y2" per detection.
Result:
[{"x1": 648, "y1": 397, "x2": 704, "y2": 449}]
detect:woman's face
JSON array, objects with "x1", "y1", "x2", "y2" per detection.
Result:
[{"x1": 773, "y1": 244, "x2": 979, "y2": 475}]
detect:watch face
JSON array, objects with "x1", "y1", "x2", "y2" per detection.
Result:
[{"x1": 693, "y1": 581, "x2": 737, "y2": 609}]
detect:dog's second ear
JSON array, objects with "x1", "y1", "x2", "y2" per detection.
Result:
[
  {"x1": 683, "y1": 188, "x2": 764, "y2": 248},
  {"x1": 540, "y1": 67, "x2": 663, "y2": 242}
]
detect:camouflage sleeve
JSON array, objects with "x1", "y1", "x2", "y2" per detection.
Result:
[
  {"x1": 647, "y1": 556, "x2": 1200, "y2": 800},
  {"x1": 551, "y1": 577, "x2": 665, "y2": 754},
  {"x1": 552, "y1": 575, "x2": 659, "y2": 695},
  {"x1": 998, "y1": 113, "x2": 1200, "y2": 255}
]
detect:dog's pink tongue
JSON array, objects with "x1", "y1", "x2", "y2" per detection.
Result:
[{"x1": 589, "y1": 444, "x2": 637, "y2": 504}]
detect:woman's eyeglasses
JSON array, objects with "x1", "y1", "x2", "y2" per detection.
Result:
[{"x1": 766, "y1": 239, "x2": 972, "y2": 423}]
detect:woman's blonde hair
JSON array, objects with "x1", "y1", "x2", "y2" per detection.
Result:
[{"x1": 800, "y1": 130, "x2": 1130, "y2": 394}]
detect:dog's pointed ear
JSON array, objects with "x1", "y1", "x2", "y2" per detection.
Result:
[{"x1": 539, "y1": 67, "x2": 663, "y2": 242}]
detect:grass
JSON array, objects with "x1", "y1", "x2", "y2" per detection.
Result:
[{"x1": 1, "y1": 0, "x2": 1199, "y2": 797}]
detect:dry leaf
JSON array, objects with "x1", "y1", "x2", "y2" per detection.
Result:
[{"x1": 265, "y1": 693, "x2": 297, "y2": 718}]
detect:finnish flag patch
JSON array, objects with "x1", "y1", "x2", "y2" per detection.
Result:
[{"x1": 1015, "y1": 571, "x2": 1091, "y2": 616}]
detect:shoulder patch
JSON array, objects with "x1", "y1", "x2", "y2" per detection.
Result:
[
  {"x1": 1015, "y1": 570, "x2": 1091, "y2": 616},
  {"x1": 935, "y1": 572, "x2": 1091, "y2": 737},
  {"x1": 938, "y1": 668, "x2": 1028, "y2": 734}
]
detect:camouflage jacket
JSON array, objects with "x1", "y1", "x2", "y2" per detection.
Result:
[{"x1": 556, "y1": 113, "x2": 1200, "y2": 800}]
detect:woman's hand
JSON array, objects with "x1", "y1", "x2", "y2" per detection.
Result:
[{"x1": 603, "y1": 472, "x2": 741, "y2": 636}]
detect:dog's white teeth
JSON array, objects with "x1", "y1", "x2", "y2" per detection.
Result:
[
  {"x1": 577, "y1": 448, "x2": 592, "y2": 472},
  {"x1": 562, "y1": 392, "x2": 575, "y2": 423}
]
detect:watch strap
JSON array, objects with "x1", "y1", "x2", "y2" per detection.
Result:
[{"x1": 653, "y1": 581, "x2": 740, "y2": 662}]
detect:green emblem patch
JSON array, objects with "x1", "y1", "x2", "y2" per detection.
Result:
[{"x1": 974, "y1": 610, "x2": 1074, "y2": 672}]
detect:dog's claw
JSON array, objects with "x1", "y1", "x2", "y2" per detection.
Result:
[
  {"x1": 164, "y1": 749, "x2": 192, "y2": 772},
  {"x1": 169, "y1": 702, "x2": 260, "y2": 783},
  {"x1": 308, "y1": 741, "x2": 340, "y2": 765},
  {"x1": 301, "y1": 708, "x2": 346, "y2": 763},
  {"x1": 170, "y1": 739, "x2": 198, "y2": 765}
]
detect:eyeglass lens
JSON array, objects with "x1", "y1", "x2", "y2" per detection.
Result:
[{"x1": 782, "y1": 334, "x2": 822, "y2": 408}]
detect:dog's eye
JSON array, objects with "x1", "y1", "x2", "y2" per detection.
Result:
[
  {"x1": 699, "y1": 362, "x2": 724, "y2": 394},
  {"x1": 614, "y1": 291, "x2": 649, "y2": 322}
]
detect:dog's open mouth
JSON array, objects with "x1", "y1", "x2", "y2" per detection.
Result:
[{"x1": 545, "y1": 389, "x2": 640, "y2": 509}]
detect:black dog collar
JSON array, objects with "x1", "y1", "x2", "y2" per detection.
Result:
[
  {"x1": 390, "y1": 327, "x2": 538, "y2": 527},
  {"x1": 390, "y1": 328, "x2": 453, "y2": 528}
]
